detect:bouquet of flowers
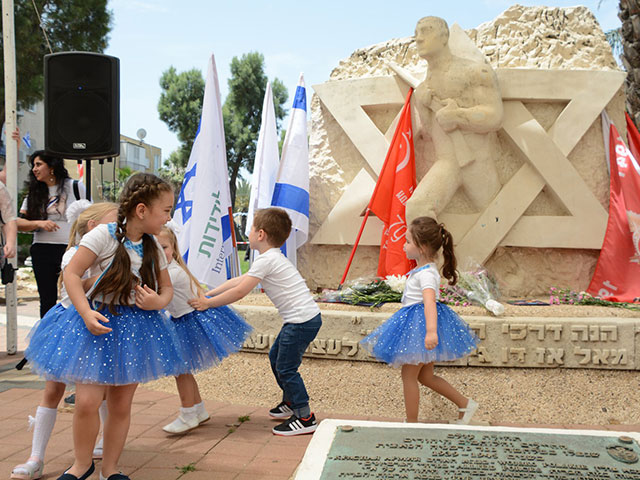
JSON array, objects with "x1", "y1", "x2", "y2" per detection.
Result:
[
  {"x1": 316, "y1": 275, "x2": 404, "y2": 308},
  {"x1": 549, "y1": 287, "x2": 640, "y2": 310},
  {"x1": 454, "y1": 261, "x2": 504, "y2": 316}
]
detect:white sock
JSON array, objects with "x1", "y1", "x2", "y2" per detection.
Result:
[
  {"x1": 180, "y1": 406, "x2": 197, "y2": 420},
  {"x1": 30, "y1": 406, "x2": 57, "y2": 461},
  {"x1": 194, "y1": 401, "x2": 206, "y2": 414}
]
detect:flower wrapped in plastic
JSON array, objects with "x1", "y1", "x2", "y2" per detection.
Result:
[
  {"x1": 315, "y1": 275, "x2": 404, "y2": 307},
  {"x1": 455, "y1": 261, "x2": 504, "y2": 316}
]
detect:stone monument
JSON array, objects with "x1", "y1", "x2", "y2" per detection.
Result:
[{"x1": 302, "y1": 5, "x2": 626, "y2": 297}]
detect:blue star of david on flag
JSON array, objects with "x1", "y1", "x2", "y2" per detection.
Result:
[{"x1": 175, "y1": 163, "x2": 197, "y2": 223}]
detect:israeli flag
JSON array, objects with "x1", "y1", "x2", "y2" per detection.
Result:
[
  {"x1": 22, "y1": 132, "x2": 31, "y2": 149},
  {"x1": 173, "y1": 54, "x2": 236, "y2": 288},
  {"x1": 246, "y1": 81, "x2": 280, "y2": 238},
  {"x1": 271, "y1": 73, "x2": 309, "y2": 266}
]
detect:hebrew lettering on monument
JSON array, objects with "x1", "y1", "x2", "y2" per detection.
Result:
[{"x1": 301, "y1": 5, "x2": 626, "y2": 296}]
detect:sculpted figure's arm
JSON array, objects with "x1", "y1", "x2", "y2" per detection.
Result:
[{"x1": 434, "y1": 66, "x2": 503, "y2": 134}]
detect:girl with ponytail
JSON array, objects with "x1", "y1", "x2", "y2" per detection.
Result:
[
  {"x1": 12, "y1": 201, "x2": 117, "y2": 480},
  {"x1": 25, "y1": 173, "x2": 186, "y2": 480},
  {"x1": 361, "y1": 216, "x2": 479, "y2": 425},
  {"x1": 156, "y1": 224, "x2": 252, "y2": 434}
]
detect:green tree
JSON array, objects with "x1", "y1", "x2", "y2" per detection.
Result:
[
  {"x1": 234, "y1": 176, "x2": 251, "y2": 213},
  {"x1": 0, "y1": 0, "x2": 112, "y2": 126},
  {"x1": 223, "y1": 52, "x2": 288, "y2": 208},
  {"x1": 157, "y1": 67, "x2": 205, "y2": 170}
]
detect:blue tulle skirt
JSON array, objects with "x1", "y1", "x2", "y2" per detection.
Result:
[
  {"x1": 25, "y1": 304, "x2": 189, "y2": 385},
  {"x1": 171, "y1": 306, "x2": 252, "y2": 373},
  {"x1": 26, "y1": 303, "x2": 67, "y2": 344},
  {"x1": 360, "y1": 302, "x2": 479, "y2": 367}
]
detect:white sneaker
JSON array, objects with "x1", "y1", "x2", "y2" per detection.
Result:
[
  {"x1": 196, "y1": 408, "x2": 210, "y2": 424},
  {"x1": 162, "y1": 415, "x2": 199, "y2": 434},
  {"x1": 454, "y1": 399, "x2": 479, "y2": 425}
]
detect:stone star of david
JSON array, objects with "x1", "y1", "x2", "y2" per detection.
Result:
[{"x1": 311, "y1": 68, "x2": 625, "y2": 263}]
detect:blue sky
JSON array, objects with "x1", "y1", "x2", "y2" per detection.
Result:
[{"x1": 105, "y1": 0, "x2": 620, "y2": 163}]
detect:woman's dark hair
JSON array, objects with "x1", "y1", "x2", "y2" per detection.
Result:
[
  {"x1": 24, "y1": 150, "x2": 70, "y2": 220},
  {"x1": 409, "y1": 216, "x2": 458, "y2": 285},
  {"x1": 90, "y1": 173, "x2": 173, "y2": 313}
]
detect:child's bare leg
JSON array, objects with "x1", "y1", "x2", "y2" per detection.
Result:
[
  {"x1": 401, "y1": 364, "x2": 422, "y2": 422},
  {"x1": 417, "y1": 363, "x2": 468, "y2": 415},
  {"x1": 175, "y1": 374, "x2": 196, "y2": 408},
  {"x1": 41, "y1": 380, "x2": 66, "y2": 409},
  {"x1": 101, "y1": 383, "x2": 138, "y2": 477},
  {"x1": 65, "y1": 383, "x2": 104, "y2": 477},
  {"x1": 193, "y1": 376, "x2": 202, "y2": 405}
]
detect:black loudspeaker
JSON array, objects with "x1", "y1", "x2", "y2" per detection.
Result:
[{"x1": 45, "y1": 52, "x2": 120, "y2": 159}]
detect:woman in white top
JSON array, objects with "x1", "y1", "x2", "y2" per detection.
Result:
[{"x1": 17, "y1": 150, "x2": 85, "y2": 318}]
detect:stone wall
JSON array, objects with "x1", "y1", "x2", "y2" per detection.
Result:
[{"x1": 299, "y1": 5, "x2": 626, "y2": 297}]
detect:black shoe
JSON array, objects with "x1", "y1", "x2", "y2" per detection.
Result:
[
  {"x1": 57, "y1": 461, "x2": 95, "y2": 480},
  {"x1": 64, "y1": 393, "x2": 76, "y2": 405},
  {"x1": 268, "y1": 401, "x2": 293, "y2": 419},
  {"x1": 272, "y1": 413, "x2": 317, "y2": 436}
]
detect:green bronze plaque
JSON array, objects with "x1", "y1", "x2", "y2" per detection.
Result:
[{"x1": 318, "y1": 426, "x2": 640, "y2": 479}]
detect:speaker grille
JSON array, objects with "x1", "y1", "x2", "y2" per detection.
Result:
[{"x1": 45, "y1": 52, "x2": 120, "y2": 159}]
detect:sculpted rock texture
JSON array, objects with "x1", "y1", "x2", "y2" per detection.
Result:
[{"x1": 299, "y1": 5, "x2": 625, "y2": 296}]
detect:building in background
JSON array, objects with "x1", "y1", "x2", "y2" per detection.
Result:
[{"x1": 1, "y1": 102, "x2": 161, "y2": 201}]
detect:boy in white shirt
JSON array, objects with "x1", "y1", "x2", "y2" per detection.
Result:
[{"x1": 190, "y1": 208, "x2": 322, "y2": 436}]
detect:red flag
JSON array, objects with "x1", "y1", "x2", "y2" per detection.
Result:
[
  {"x1": 369, "y1": 89, "x2": 416, "y2": 277},
  {"x1": 587, "y1": 113, "x2": 640, "y2": 302}
]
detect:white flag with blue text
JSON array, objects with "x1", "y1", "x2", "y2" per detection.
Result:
[
  {"x1": 173, "y1": 54, "x2": 234, "y2": 288},
  {"x1": 246, "y1": 81, "x2": 280, "y2": 238},
  {"x1": 271, "y1": 73, "x2": 309, "y2": 266}
]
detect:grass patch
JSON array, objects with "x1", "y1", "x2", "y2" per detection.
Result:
[
  {"x1": 176, "y1": 463, "x2": 196, "y2": 474},
  {"x1": 238, "y1": 415, "x2": 250, "y2": 423}
]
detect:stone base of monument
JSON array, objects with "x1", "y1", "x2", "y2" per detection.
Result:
[
  {"x1": 234, "y1": 302, "x2": 640, "y2": 370},
  {"x1": 295, "y1": 420, "x2": 640, "y2": 479}
]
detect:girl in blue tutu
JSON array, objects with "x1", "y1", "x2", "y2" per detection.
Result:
[
  {"x1": 361, "y1": 217, "x2": 479, "y2": 424},
  {"x1": 156, "y1": 224, "x2": 252, "y2": 434},
  {"x1": 26, "y1": 173, "x2": 184, "y2": 480},
  {"x1": 12, "y1": 201, "x2": 117, "y2": 480}
]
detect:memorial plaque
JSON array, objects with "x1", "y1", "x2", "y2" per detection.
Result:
[{"x1": 296, "y1": 420, "x2": 640, "y2": 480}]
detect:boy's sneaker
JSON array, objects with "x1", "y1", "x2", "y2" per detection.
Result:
[
  {"x1": 269, "y1": 401, "x2": 293, "y2": 419},
  {"x1": 272, "y1": 414, "x2": 317, "y2": 436}
]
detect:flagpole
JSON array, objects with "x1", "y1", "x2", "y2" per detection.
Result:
[
  {"x1": 338, "y1": 88, "x2": 413, "y2": 288},
  {"x1": 228, "y1": 206, "x2": 240, "y2": 277},
  {"x1": 2, "y1": 0, "x2": 18, "y2": 354}
]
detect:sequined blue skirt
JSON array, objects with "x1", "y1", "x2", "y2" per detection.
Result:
[
  {"x1": 171, "y1": 306, "x2": 252, "y2": 373},
  {"x1": 25, "y1": 304, "x2": 188, "y2": 385},
  {"x1": 26, "y1": 303, "x2": 67, "y2": 344},
  {"x1": 360, "y1": 302, "x2": 479, "y2": 367}
]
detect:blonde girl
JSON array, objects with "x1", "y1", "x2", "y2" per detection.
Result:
[
  {"x1": 361, "y1": 217, "x2": 479, "y2": 424},
  {"x1": 25, "y1": 173, "x2": 185, "y2": 480},
  {"x1": 157, "y1": 224, "x2": 251, "y2": 434},
  {"x1": 12, "y1": 201, "x2": 117, "y2": 480}
]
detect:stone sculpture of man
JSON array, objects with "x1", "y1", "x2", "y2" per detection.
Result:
[{"x1": 406, "y1": 16, "x2": 504, "y2": 222}]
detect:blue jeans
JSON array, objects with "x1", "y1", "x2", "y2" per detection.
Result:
[{"x1": 269, "y1": 313, "x2": 322, "y2": 418}]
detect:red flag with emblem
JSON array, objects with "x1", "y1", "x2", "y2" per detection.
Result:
[
  {"x1": 587, "y1": 113, "x2": 640, "y2": 302},
  {"x1": 369, "y1": 89, "x2": 416, "y2": 277}
]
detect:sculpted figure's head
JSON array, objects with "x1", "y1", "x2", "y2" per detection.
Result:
[{"x1": 415, "y1": 16, "x2": 449, "y2": 58}]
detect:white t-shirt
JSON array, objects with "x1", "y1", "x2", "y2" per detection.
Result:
[
  {"x1": 165, "y1": 260, "x2": 198, "y2": 318},
  {"x1": 20, "y1": 178, "x2": 86, "y2": 244},
  {"x1": 401, "y1": 263, "x2": 441, "y2": 307},
  {"x1": 247, "y1": 247, "x2": 320, "y2": 324},
  {"x1": 79, "y1": 223, "x2": 168, "y2": 305},
  {"x1": 59, "y1": 246, "x2": 104, "y2": 308}
]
